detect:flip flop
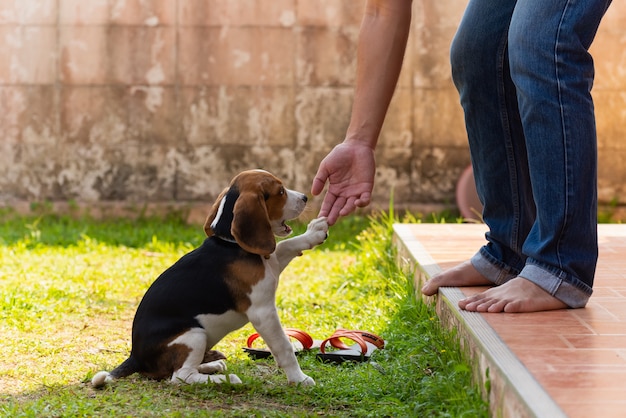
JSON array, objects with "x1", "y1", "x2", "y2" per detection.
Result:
[
  {"x1": 316, "y1": 329, "x2": 385, "y2": 364},
  {"x1": 243, "y1": 328, "x2": 320, "y2": 360}
]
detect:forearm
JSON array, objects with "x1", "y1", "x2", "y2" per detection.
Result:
[{"x1": 345, "y1": 0, "x2": 412, "y2": 149}]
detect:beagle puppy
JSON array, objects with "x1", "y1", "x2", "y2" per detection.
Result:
[{"x1": 92, "y1": 170, "x2": 328, "y2": 387}]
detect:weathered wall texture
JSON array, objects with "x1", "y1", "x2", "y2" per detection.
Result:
[{"x1": 1, "y1": 0, "x2": 625, "y2": 219}]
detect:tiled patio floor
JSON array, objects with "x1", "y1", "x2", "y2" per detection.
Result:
[{"x1": 393, "y1": 224, "x2": 626, "y2": 418}]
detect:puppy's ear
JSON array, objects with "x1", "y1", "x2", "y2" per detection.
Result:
[
  {"x1": 231, "y1": 190, "x2": 276, "y2": 256},
  {"x1": 204, "y1": 187, "x2": 230, "y2": 237}
]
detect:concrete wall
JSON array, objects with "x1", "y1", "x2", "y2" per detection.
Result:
[{"x1": 1, "y1": 0, "x2": 624, "y2": 220}]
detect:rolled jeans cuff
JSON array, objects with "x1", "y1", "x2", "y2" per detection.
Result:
[
  {"x1": 519, "y1": 263, "x2": 592, "y2": 309},
  {"x1": 471, "y1": 251, "x2": 592, "y2": 308},
  {"x1": 471, "y1": 250, "x2": 517, "y2": 286}
]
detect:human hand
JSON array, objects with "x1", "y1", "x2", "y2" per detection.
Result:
[{"x1": 311, "y1": 142, "x2": 375, "y2": 225}]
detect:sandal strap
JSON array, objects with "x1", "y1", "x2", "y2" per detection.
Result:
[
  {"x1": 246, "y1": 328, "x2": 314, "y2": 350},
  {"x1": 320, "y1": 329, "x2": 384, "y2": 354},
  {"x1": 348, "y1": 329, "x2": 385, "y2": 350},
  {"x1": 284, "y1": 328, "x2": 314, "y2": 349}
]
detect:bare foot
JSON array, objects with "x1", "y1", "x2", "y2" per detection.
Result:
[
  {"x1": 421, "y1": 260, "x2": 492, "y2": 296},
  {"x1": 458, "y1": 277, "x2": 568, "y2": 313}
]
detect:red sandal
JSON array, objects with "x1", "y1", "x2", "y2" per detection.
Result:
[
  {"x1": 316, "y1": 329, "x2": 385, "y2": 363},
  {"x1": 244, "y1": 328, "x2": 320, "y2": 360}
]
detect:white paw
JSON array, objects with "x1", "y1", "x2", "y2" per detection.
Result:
[
  {"x1": 197, "y1": 359, "x2": 227, "y2": 374},
  {"x1": 306, "y1": 217, "x2": 329, "y2": 245},
  {"x1": 294, "y1": 375, "x2": 315, "y2": 386},
  {"x1": 209, "y1": 373, "x2": 242, "y2": 384}
]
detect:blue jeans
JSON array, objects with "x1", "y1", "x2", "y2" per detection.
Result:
[{"x1": 450, "y1": 0, "x2": 611, "y2": 308}]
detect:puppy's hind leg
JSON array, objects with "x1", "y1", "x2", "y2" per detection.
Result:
[
  {"x1": 169, "y1": 329, "x2": 241, "y2": 384},
  {"x1": 197, "y1": 349, "x2": 227, "y2": 374}
]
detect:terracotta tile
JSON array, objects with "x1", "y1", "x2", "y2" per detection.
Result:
[
  {"x1": 593, "y1": 277, "x2": 626, "y2": 288},
  {"x1": 516, "y1": 348, "x2": 626, "y2": 367},
  {"x1": 550, "y1": 387, "x2": 626, "y2": 404},
  {"x1": 575, "y1": 320, "x2": 626, "y2": 335},
  {"x1": 485, "y1": 324, "x2": 593, "y2": 340},
  {"x1": 481, "y1": 310, "x2": 583, "y2": 330},
  {"x1": 574, "y1": 303, "x2": 620, "y2": 323},
  {"x1": 533, "y1": 369, "x2": 626, "y2": 389},
  {"x1": 551, "y1": 386, "x2": 626, "y2": 418},
  {"x1": 497, "y1": 333, "x2": 570, "y2": 350},
  {"x1": 597, "y1": 300, "x2": 626, "y2": 320},
  {"x1": 561, "y1": 402, "x2": 626, "y2": 418},
  {"x1": 563, "y1": 335, "x2": 626, "y2": 349},
  {"x1": 589, "y1": 287, "x2": 623, "y2": 297}
]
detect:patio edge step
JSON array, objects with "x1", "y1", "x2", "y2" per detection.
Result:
[{"x1": 392, "y1": 224, "x2": 567, "y2": 418}]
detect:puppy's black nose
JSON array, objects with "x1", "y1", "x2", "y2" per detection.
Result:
[{"x1": 302, "y1": 195, "x2": 308, "y2": 203}]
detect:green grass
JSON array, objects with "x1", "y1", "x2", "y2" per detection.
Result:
[{"x1": 0, "y1": 209, "x2": 487, "y2": 417}]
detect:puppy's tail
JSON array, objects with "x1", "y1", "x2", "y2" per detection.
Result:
[{"x1": 92, "y1": 356, "x2": 140, "y2": 388}]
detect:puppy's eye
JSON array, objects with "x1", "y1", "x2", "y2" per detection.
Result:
[{"x1": 279, "y1": 187, "x2": 285, "y2": 196}]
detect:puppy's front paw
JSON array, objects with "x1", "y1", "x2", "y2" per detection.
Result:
[
  {"x1": 292, "y1": 375, "x2": 315, "y2": 386},
  {"x1": 306, "y1": 217, "x2": 329, "y2": 246}
]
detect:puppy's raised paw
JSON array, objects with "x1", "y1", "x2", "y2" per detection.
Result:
[{"x1": 306, "y1": 217, "x2": 329, "y2": 245}]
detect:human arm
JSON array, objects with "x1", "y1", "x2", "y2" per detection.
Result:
[{"x1": 311, "y1": 0, "x2": 412, "y2": 225}]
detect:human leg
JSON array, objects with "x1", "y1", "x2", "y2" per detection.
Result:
[
  {"x1": 422, "y1": 0, "x2": 532, "y2": 296},
  {"x1": 503, "y1": 0, "x2": 610, "y2": 308},
  {"x1": 451, "y1": 0, "x2": 611, "y2": 312},
  {"x1": 423, "y1": 0, "x2": 611, "y2": 312}
]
